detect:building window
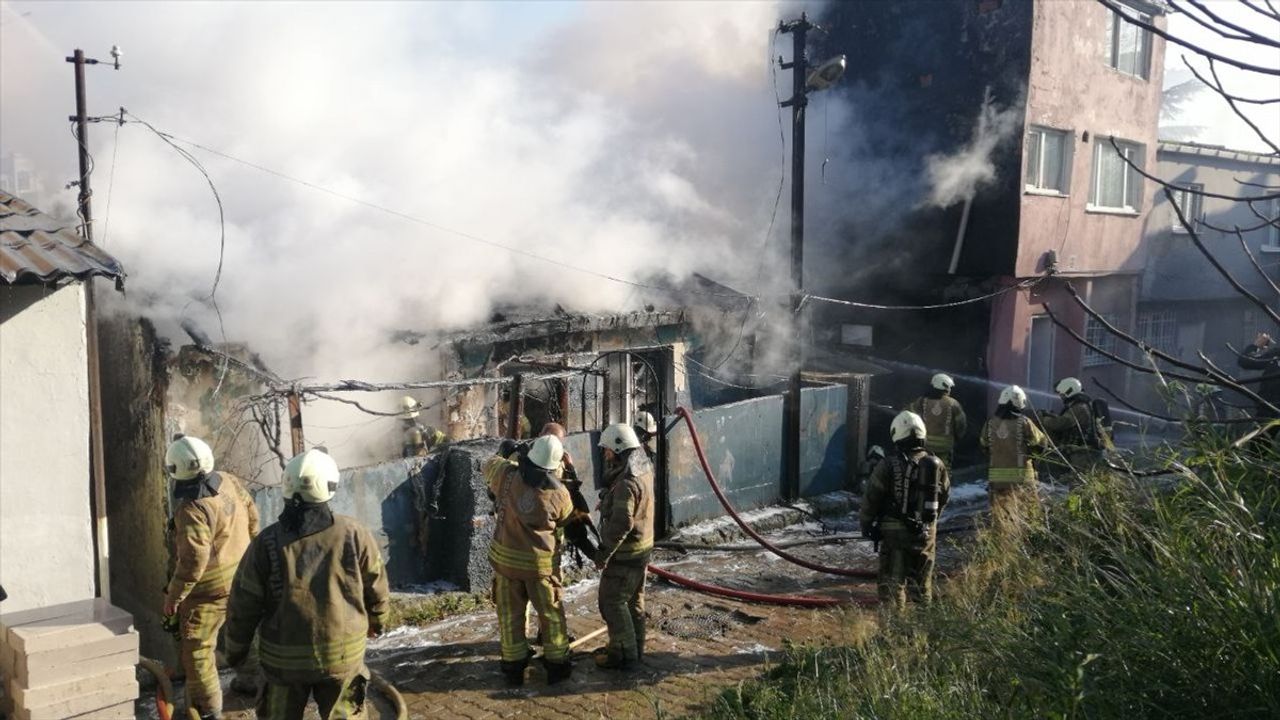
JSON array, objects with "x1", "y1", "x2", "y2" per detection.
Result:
[
  {"x1": 1090, "y1": 138, "x2": 1145, "y2": 212},
  {"x1": 1083, "y1": 314, "x2": 1121, "y2": 367},
  {"x1": 15, "y1": 170, "x2": 32, "y2": 193},
  {"x1": 1025, "y1": 126, "x2": 1072, "y2": 194},
  {"x1": 1106, "y1": 2, "x2": 1153, "y2": 79},
  {"x1": 1169, "y1": 184, "x2": 1203, "y2": 232},
  {"x1": 1136, "y1": 309, "x2": 1177, "y2": 355}
]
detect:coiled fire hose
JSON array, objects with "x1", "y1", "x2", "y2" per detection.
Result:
[{"x1": 672, "y1": 406, "x2": 878, "y2": 580}]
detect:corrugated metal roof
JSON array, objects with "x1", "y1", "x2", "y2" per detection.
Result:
[
  {"x1": 0, "y1": 189, "x2": 125, "y2": 285},
  {"x1": 1158, "y1": 140, "x2": 1280, "y2": 168}
]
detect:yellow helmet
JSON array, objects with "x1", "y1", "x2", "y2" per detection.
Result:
[
  {"x1": 284, "y1": 449, "x2": 340, "y2": 503},
  {"x1": 165, "y1": 435, "x2": 215, "y2": 481}
]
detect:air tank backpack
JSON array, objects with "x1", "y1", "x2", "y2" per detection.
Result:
[{"x1": 890, "y1": 454, "x2": 942, "y2": 540}]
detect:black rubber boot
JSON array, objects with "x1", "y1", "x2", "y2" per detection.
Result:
[
  {"x1": 500, "y1": 657, "x2": 529, "y2": 687},
  {"x1": 543, "y1": 657, "x2": 573, "y2": 685}
]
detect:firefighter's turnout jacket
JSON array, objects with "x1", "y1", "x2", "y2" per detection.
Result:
[
  {"x1": 596, "y1": 451, "x2": 655, "y2": 567},
  {"x1": 225, "y1": 509, "x2": 390, "y2": 685},
  {"x1": 485, "y1": 456, "x2": 574, "y2": 580},
  {"x1": 166, "y1": 471, "x2": 259, "y2": 607},
  {"x1": 907, "y1": 394, "x2": 967, "y2": 463},
  {"x1": 980, "y1": 414, "x2": 1046, "y2": 487}
]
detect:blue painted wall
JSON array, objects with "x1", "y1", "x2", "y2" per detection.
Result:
[
  {"x1": 663, "y1": 385, "x2": 849, "y2": 527},
  {"x1": 250, "y1": 385, "x2": 851, "y2": 589}
]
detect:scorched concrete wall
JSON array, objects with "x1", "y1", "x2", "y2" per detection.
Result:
[{"x1": 0, "y1": 283, "x2": 96, "y2": 612}]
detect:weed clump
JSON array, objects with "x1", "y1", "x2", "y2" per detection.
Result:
[{"x1": 698, "y1": 438, "x2": 1280, "y2": 720}]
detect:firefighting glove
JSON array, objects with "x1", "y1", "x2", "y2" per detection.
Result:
[{"x1": 161, "y1": 612, "x2": 182, "y2": 641}]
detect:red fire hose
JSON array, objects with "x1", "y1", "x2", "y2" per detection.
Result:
[{"x1": 672, "y1": 406, "x2": 878, "y2": 580}]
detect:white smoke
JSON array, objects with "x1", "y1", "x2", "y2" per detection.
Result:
[
  {"x1": 0, "y1": 0, "x2": 814, "y2": 460},
  {"x1": 922, "y1": 87, "x2": 1025, "y2": 209}
]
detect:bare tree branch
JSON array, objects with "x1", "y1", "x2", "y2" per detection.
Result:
[
  {"x1": 1042, "y1": 302, "x2": 1216, "y2": 385},
  {"x1": 1169, "y1": 1, "x2": 1256, "y2": 43},
  {"x1": 1164, "y1": 184, "x2": 1280, "y2": 327},
  {"x1": 1247, "y1": 199, "x2": 1280, "y2": 229},
  {"x1": 1241, "y1": 0, "x2": 1280, "y2": 21},
  {"x1": 1208, "y1": 59, "x2": 1280, "y2": 155},
  {"x1": 1181, "y1": 56, "x2": 1280, "y2": 105},
  {"x1": 1092, "y1": 377, "x2": 1186, "y2": 423},
  {"x1": 1199, "y1": 215, "x2": 1277, "y2": 234},
  {"x1": 1235, "y1": 225, "x2": 1280, "y2": 296},
  {"x1": 1110, "y1": 138, "x2": 1280, "y2": 201},
  {"x1": 1095, "y1": 0, "x2": 1280, "y2": 75},
  {"x1": 1182, "y1": 0, "x2": 1280, "y2": 47}
]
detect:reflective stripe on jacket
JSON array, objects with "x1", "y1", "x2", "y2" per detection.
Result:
[
  {"x1": 908, "y1": 396, "x2": 968, "y2": 451},
  {"x1": 486, "y1": 456, "x2": 573, "y2": 580},
  {"x1": 166, "y1": 472, "x2": 259, "y2": 607},
  {"x1": 980, "y1": 415, "x2": 1046, "y2": 487},
  {"x1": 597, "y1": 451, "x2": 656, "y2": 566},
  {"x1": 225, "y1": 514, "x2": 389, "y2": 685}
]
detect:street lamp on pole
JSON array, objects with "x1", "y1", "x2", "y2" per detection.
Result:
[{"x1": 778, "y1": 14, "x2": 845, "y2": 501}]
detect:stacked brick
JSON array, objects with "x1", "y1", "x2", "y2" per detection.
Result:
[{"x1": 0, "y1": 599, "x2": 139, "y2": 719}]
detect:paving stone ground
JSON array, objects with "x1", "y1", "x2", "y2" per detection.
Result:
[{"x1": 142, "y1": 495, "x2": 984, "y2": 720}]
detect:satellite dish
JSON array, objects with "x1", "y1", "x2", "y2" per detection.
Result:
[{"x1": 806, "y1": 55, "x2": 847, "y2": 92}]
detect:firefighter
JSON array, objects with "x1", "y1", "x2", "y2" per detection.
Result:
[
  {"x1": 485, "y1": 435, "x2": 576, "y2": 686},
  {"x1": 592, "y1": 423, "x2": 655, "y2": 670},
  {"x1": 633, "y1": 411, "x2": 659, "y2": 463},
  {"x1": 1238, "y1": 332, "x2": 1280, "y2": 419},
  {"x1": 400, "y1": 395, "x2": 445, "y2": 458},
  {"x1": 859, "y1": 411, "x2": 950, "y2": 609},
  {"x1": 907, "y1": 373, "x2": 967, "y2": 468},
  {"x1": 162, "y1": 435, "x2": 259, "y2": 720},
  {"x1": 980, "y1": 386, "x2": 1047, "y2": 534},
  {"x1": 1040, "y1": 378, "x2": 1110, "y2": 477},
  {"x1": 853, "y1": 445, "x2": 885, "y2": 494},
  {"x1": 224, "y1": 449, "x2": 389, "y2": 720}
]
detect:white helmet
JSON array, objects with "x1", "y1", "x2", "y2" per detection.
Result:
[
  {"x1": 634, "y1": 411, "x2": 658, "y2": 436},
  {"x1": 890, "y1": 411, "x2": 927, "y2": 443},
  {"x1": 1055, "y1": 377, "x2": 1083, "y2": 399},
  {"x1": 527, "y1": 435, "x2": 564, "y2": 471},
  {"x1": 931, "y1": 373, "x2": 955, "y2": 392},
  {"x1": 165, "y1": 435, "x2": 215, "y2": 481},
  {"x1": 400, "y1": 395, "x2": 421, "y2": 419},
  {"x1": 284, "y1": 449, "x2": 340, "y2": 503},
  {"x1": 599, "y1": 423, "x2": 642, "y2": 453},
  {"x1": 999, "y1": 385, "x2": 1028, "y2": 410}
]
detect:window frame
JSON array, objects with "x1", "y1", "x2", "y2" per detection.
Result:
[
  {"x1": 1088, "y1": 137, "x2": 1145, "y2": 214},
  {"x1": 1169, "y1": 183, "x2": 1203, "y2": 233},
  {"x1": 1136, "y1": 308, "x2": 1177, "y2": 356},
  {"x1": 1024, "y1": 126, "x2": 1073, "y2": 195},
  {"x1": 1083, "y1": 313, "x2": 1122, "y2": 367},
  {"x1": 1106, "y1": 2, "x2": 1153, "y2": 80}
]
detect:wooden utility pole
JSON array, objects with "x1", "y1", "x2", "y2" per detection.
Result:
[
  {"x1": 779, "y1": 15, "x2": 812, "y2": 502},
  {"x1": 67, "y1": 47, "x2": 116, "y2": 602}
]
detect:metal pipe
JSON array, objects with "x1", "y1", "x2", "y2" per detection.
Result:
[{"x1": 780, "y1": 15, "x2": 810, "y2": 503}]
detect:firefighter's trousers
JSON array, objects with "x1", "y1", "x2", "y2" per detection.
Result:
[
  {"x1": 877, "y1": 527, "x2": 936, "y2": 610},
  {"x1": 256, "y1": 673, "x2": 367, "y2": 720},
  {"x1": 598, "y1": 562, "x2": 647, "y2": 661},
  {"x1": 493, "y1": 573, "x2": 569, "y2": 663},
  {"x1": 178, "y1": 596, "x2": 228, "y2": 717}
]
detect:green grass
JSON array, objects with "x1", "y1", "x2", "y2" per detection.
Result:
[
  {"x1": 386, "y1": 591, "x2": 492, "y2": 628},
  {"x1": 695, "y1": 436, "x2": 1280, "y2": 720}
]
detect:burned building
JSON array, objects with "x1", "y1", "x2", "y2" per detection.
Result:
[{"x1": 811, "y1": 0, "x2": 1167, "y2": 428}]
